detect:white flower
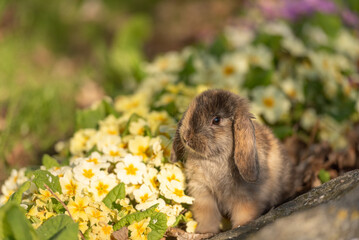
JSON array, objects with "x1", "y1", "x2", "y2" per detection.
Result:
[
  {"x1": 146, "y1": 52, "x2": 184, "y2": 74},
  {"x1": 159, "y1": 180, "x2": 194, "y2": 204},
  {"x1": 334, "y1": 30, "x2": 359, "y2": 60},
  {"x1": 115, "y1": 154, "x2": 146, "y2": 185},
  {"x1": 300, "y1": 108, "x2": 318, "y2": 131},
  {"x1": 262, "y1": 21, "x2": 294, "y2": 38},
  {"x1": 303, "y1": 24, "x2": 328, "y2": 46},
  {"x1": 90, "y1": 173, "x2": 118, "y2": 201},
  {"x1": 282, "y1": 37, "x2": 307, "y2": 56},
  {"x1": 244, "y1": 45, "x2": 273, "y2": 70},
  {"x1": 214, "y1": 52, "x2": 248, "y2": 88},
  {"x1": 280, "y1": 78, "x2": 304, "y2": 102},
  {"x1": 252, "y1": 86, "x2": 291, "y2": 124},
  {"x1": 224, "y1": 25, "x2": 254, "y2": 49}
]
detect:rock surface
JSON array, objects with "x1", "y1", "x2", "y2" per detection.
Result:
[{"x1": 210, "y1": 169, "x2": 359, "y2": 240}]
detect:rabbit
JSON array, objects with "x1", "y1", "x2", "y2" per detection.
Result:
[{"x1": 170, "y1": 89, "x2": 294, "y2": 233}]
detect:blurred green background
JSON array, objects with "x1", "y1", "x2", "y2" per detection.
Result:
[{"x1": 0, "y1": 0, "x2": 244, "y2": 182}]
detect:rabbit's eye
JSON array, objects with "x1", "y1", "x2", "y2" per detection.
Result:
[{"x1": 212, "y1": 116, "x2": 221, "y2": 125}]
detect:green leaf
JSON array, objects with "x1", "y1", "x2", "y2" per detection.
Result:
[
  {"x1": 171, "y1": 214, "x2": 184, "y2": 227},
  {"x1": 36, "y1": 215, "x2": 78, "y2": 240},
  {"x1": 42, "y1": 154, "x2": 60, "y2": 169},
  {"x1": 147, "y1": 212, "x2": 167, "y2": 240},
  {"x1": 311, "y1": 13, "x2": 341, "y2": 38},
  {"x1": 178, "y1": 55, "x2": 196, "y2": 85},
  {"x1": 32, "y1": 170, "x2": 62, "y2": 194},
  {"x1": 102, "y1": 183, "x2": 126, "y2": 209},
  {"x1": 243, "y1": 67, "x2": 272, "y2": 89},
  {"x1": 102, "y1": 100, "x2": 119, "y2": 117},
  {"x1": 318, "y1": 169, "x2": 331, "y2": 183},
  {"x1": 114, "y1": 204, "x2": 158, "y2": 230},
  {"x1": 0, "y1": 203, "x2": 38, "y2": 240},
  {"x1": 208, "y1": 35, "x2": 229, "y2": 59},
  {"x1": 8, "y1": 181, "x2": 31, "y2": 204},
  {"x1": 75, "y1": 102, "x2": 106, "y2": 130},
  {"x1": 144, "y1": 125, "x2": 152, "y2": 137},
  {"x1": 121, "y1": 113, "x2": 142, "y2": 137},
  {"x1": 253, "y1": 33, "x2": 282, "y2": 52},
  {"x1": 272, "y1": 126, "x2": 293, "y2": 140}
]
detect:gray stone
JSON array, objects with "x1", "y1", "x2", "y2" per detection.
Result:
[{"x1": 210, "y1": 169, "x2": 359, "y2": 240}]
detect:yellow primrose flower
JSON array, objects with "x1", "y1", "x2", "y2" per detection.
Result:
[
  {"x1": 59, "y1": 171, "x2": 82, "y2": 197},
  {"x1": 73, "y1": 161, "x2": 102, "y2": 186},
  {"x1": 133, "y1": 184, "x2": 158, "y2": 205},
  {"x1": 129, "y1": 118, "x2": 148, "y2": 136},
  {"x1": 85, "y1": 206, "x2": 109, "y2": 226},
  {"x1": 90, "y1": 173, "x2": 118, "y2": 202},
  {"x1": 159, "y1": 180, "x2": 194, "y2": 204},
  {"x1": 36, "y1": 188, "x2": 54, "y2": 203},
  {"x1": 157, "y1": 164, "x2": 185, "y2": 188},
  {"x1": 69, "y1": 129, "x2": 97, "y2": 156},
  {"x1": 186, "y1": 220, "x2": 198, "y2": 233},
  {"x1": 128, "y1": 136, "x2": 151, "y2": 160},
  {"x1": 99, "y1": 115, "x2": 121, "y2": 135},
  {"x1": 128, "y1": 217, "x2": 152, "y2": 240},
  {"x1": 147, "y1": 111, "x2": 173, "y2": 134},
  {"x1": 115, "y1": 154, "x2": 146, "y2": 185},
  {"x1": 143, "y1": 167, "x2": 160, "y2": 193},
  {"x1": 67, "y1": 195, "x2": 91, "y2": 221},
  {"x1": 158, "y1": 203, "x2": 184, "y2": 227},
  {"x1": 114, "y1": 94, "x2": 149, "y2": 116}
]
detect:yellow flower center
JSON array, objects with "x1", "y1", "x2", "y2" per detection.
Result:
[
  {"x1": 150, "y1": 177, "x2": 159, "y2": 189},
  {"x1": 167, "y1": 174, "x2": 180, "y2": 182},
  {"x1": 73, "y1": 201, "x2": 86, "y2": 214},
  {"x1": 287, "y1": 89, "x2": 297, "y2": 98},
  {"x1": 65, "y1": 180, "x2": 78, "y2": 196},
  {"x1": 137, "y1": 146, "x2": 149, "y2": 159},
  {"x1": 110, "y1": 150, "x2": 120, "y2": 157},
  {"x1": 96, "y1": 182, "x2": 109, "y2": 196},
  {"x1": 140, "y1": 193, "x2": 149, "y2": 203},
  {"x1": 173, "y1": 188, "x2": 184, "y2": 197},
  {"x1": 223, "y1": 65, "x2": 235, "y2": 76},
  {"x1": 125, "y1": 164, "x2": 138, "y2": 176},
  {"x1": 82, "y1": 169, "x2": 95, "y2": 179},
  {"x1": 263, "y1": 97, "x2": 275, "y2": 108},
  {"x1": 107, "y1": 129, "x2": 118, "y2": 135},
  {"x1": 102, "y1": 225, "x2": 112, "y2": 235},
  {"x1": 87, "y1": 158, "x2": 99, "y2": 164}
]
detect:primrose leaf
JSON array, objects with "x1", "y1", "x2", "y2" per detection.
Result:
[
  {"x1": 114, "y1": 204, "x2": 158, "y2": 230},
  {"x1": 42, "y1": 154, "x2": 60, "y2": 169},
  {"x1": 147, "y1": 211, "x2": 167, "y2": 240},
  {"x1": 318, "y1": 169, "x2": 331, "y2": 183},
  {"x1": 102, "y1": 183, "x2": 126, "y2": 209},
  {"x1": 32, "y1": 170, "x2": 62, "y2": 194},
  {"x1": 36, "y1": 215, "x2": 78, "y2": 240},
  {"x1": 75, "y1": 102, "x2": 106, "y2": 130},
  {"x1": 0, "y1": 203, "x2": 38, "y2": 240},
  {"x1": 8, "y1": 181, "x2": 31, "y2": 204}
]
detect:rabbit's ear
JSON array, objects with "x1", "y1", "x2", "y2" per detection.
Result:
[
  {"x1": 233, "y1": 103, "x2": 259, "y2": 182},
  {"x1": 170, "y1": 120, "x2": 185, "y2": 162}
]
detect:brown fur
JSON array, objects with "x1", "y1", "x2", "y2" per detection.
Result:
[{"x1": 171, "y1": 89, "x2": 294, "y2": 233}]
